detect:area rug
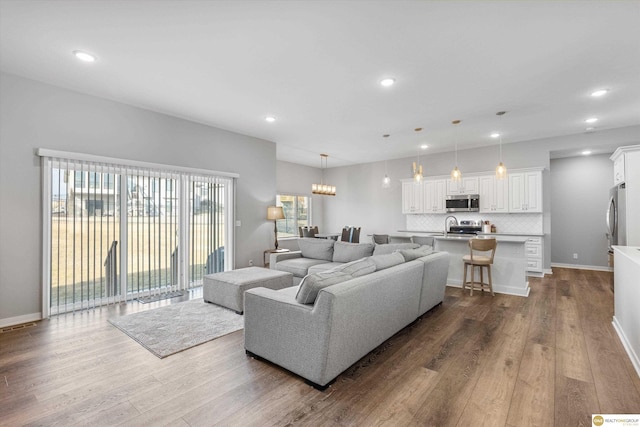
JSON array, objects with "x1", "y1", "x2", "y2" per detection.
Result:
[{"x1": 108, "y1": 298, "x2": 243, "y2": 358}]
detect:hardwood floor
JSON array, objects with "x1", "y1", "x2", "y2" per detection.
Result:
[{"x1": 1, "y1": 268, "x2": 639, "y2": 426}]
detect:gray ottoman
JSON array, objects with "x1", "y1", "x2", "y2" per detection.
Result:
[{"x1": 203, "y1": 267, "x2": 293, "y2": 314}]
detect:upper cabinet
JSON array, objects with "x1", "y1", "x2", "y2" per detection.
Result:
[
  {"x1": 508, "y1": 170, "x2": 542, "y2": 213},
  {"x1": 401, "y1": 180, "x2": 424, "y2": 214},
  {"x1": 612, "y1": 149, "x2": 626, "y2": 185},
  {"x1": 446, "y1": 176, "x2": 479, "y2": 195},
  {"x1": 424, "y1": 179, "x2": 447, "y2": 213},
  {"x1": 478, "y1": 174, "x2": 509, "y2": 213}
]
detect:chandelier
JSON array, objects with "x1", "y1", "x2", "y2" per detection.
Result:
[{"x1": 312, "y1": 154, "x2": 336, "y2": 196}]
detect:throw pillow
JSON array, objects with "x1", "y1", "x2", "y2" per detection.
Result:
[
  {"x1": 332, "y1": 241, "x2": 374, "y2": 263},
  {"x1": 297, "y1": 238, "x2": 335, "y2": 262},
  {"x1": 398, "y1": 245, "x2": 434, "y2": 262},
  {"x1": 372, "y1": 242, "x2": 419, "y2": 256},
  {"x1": 332, "y1": 258, "x2": 376, "y2": 277},
  {"x1": 369, "y1": 252, "x2": 406, "y2": 270},
  {"x1": 295, "y1": 270, "x2": 352, "y2": 304}
]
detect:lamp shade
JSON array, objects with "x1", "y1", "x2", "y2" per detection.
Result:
[{"x1": 267, "y1": 206, "x2": 285, "y2": 220}]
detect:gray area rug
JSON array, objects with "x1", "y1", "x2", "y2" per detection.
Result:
[{"x1": 108, "y1": 298, "x2": 244, "y2": 358}]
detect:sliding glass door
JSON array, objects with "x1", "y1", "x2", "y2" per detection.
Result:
[{"x1": 43, "y1": 154, "x2": 235, "y2": 315}]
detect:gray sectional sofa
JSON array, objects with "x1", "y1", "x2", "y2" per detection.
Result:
[
  {"x1": 245, "y1": 244, "x2": 450, "y2": 389},
  {"x1": 269, "y1": 238, "x2": 423, "y2": 284}
]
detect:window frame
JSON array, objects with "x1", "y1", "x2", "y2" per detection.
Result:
[{"x1": 276, "y1": 193, "x2": 312, "y2": 238}]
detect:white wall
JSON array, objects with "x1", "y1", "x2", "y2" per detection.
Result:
[
  {"x1": 550, "y1": 154, "x2": 613, "y2": 267},
  {"x1": 0, "y1": 73, "x2": 277, "y2": 324}
]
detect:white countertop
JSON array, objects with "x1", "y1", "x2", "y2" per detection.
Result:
[
  {"x1": 399, "y1": 230, "x2": 544, "y2": 237},
  {"x1": 613, "y1": 246, "x2": 640, "y2": 266},
  {"x1": 434, "y1": 235, "x2": 528, "y2": 243}
]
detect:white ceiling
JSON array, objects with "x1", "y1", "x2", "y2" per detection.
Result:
[{"x1": 1, "y1": 0, "x2": 639, "y2": 167}]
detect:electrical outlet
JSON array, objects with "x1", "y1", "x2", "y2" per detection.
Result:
[
  {"x1": 573, "y1": 253, "x2": 578, "y2": 260},
  {"x1": 248, "y1": 259, "x2": 253, "y2": 266}
]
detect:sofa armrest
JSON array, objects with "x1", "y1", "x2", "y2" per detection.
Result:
[
  {"x1": 416, "y1": 251, "x2": 450, "y2": 315},
  {"x1": 244, "y1": 287, "x2": 332, "y2": 384},
  {"x1": 269, "y1": 250, "x2": 302, "y2": 269}
]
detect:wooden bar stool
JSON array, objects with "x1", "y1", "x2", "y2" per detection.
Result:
[{"x1": 462, "y1": 238, "x2": 497, "y2": 296}]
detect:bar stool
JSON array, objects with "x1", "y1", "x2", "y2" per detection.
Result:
[{"x1": 462, "y1": 238, "x2": 497, "y2": 296}]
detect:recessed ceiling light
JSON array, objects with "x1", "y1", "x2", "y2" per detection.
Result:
[
  {"x1": 73, "y1": 50, "x2": 96, "y2": 62},
  {"x1": 265, "y1": 116, "x2": 276, "y2": 123},
  {"x1": 490, "y1": 132, "x2": 501, "y2": 138},
  {"x1": 380, "y1": 78, "x2": 396, "y2": 87},
  {"x1": 591, "y1": 89, "x2": 609, "y2": 97},
  {"x1": 420, "y1": 144, "x2": 428, "y2": 150},
  {"x1": 584, "y1": 117, "x2": 598, "y2": 124},
  {"x1": 582, "y1": 150, "x2": 592, "y2": 155}
]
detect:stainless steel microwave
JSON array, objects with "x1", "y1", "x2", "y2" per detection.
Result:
[{"x1": 446, "y1": 194, "x2": 480, "y2": 213}]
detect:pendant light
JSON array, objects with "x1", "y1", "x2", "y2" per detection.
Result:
[
  {"x1": 495, "y1": 111, "x2": 508, "y2": 180},
  {"x1": 382, "y1": 134, "x2": 391, "y2": 188},
  {"x1": 412, "y1": 128, "x2": 424, "y2": 182},
  {"x1": 311, "y1": 154, "x2": 336, "y2": 196},
  {"x1": 450, "y1": 119, "x2": 462, "y2": 182}
]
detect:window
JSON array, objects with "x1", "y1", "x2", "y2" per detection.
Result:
[
  {"x1": 276, "y1": 194, "x2": 311, "y2": 238},
  {"x1": 41, "y1": 150, "x2": 236, "y2": 316}
]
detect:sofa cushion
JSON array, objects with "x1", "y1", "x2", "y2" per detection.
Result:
[
  {"x1": 332, "y1": 241, "x2": 374, "y2": 263},
  {"x1": 295, "y1": 270, "x2": 352, "y2": 304},
  {"x1": 369, "y1": 252, "x2": 406, "y2": 270},
  {"x1": 297, "y1": 238, "x2": 335, "y2": 262},
  {"x1": 398, "y1": 245, "x2": 434, "y2": 262},
  {"x1": 308, "y1": 262, "x2": 344, "y2": 274},
  {"x1": 372, "y1": 242, "x2": 419, "y2": 255},
  {"x1": 332, "y1": 257, "x2": 376, "y2": 277},
  {"x1": 276, "y1": 257, "x2": 333, "y2": 277}
]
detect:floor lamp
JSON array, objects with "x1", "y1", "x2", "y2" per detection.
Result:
[{"x1": 267, "y1": 206, "x2": 285, "y2": 249}]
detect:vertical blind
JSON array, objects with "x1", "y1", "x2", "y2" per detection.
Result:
[{"x1": 42, "y1": 152, "x2": 235, "y2": 316}]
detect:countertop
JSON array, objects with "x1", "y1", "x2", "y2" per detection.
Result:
[
  {"x1": 613, "y1": 246, "x2": 640, "y2": 266},
  {"x1": 434, "y1": 235, "x2": 528, "y2": 243},
  {"x1": 399, "y1": 230, "x2": 544, "y2": 237}
]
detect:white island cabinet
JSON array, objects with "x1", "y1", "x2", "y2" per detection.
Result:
[
  {"x1": 434, "y1": 235, "x2": 529, "y2": 297},
  {"x1": 612, "y1": 246, "x2": 640, "y2": 377}
]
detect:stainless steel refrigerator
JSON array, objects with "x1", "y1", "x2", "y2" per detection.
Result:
[{"x1": 607, "y1": 183, "x2": 626, "y2": 292}]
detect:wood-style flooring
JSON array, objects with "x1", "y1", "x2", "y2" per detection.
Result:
[{"x1": 1, "y1": 268, "x2": 639, "y2": 426}]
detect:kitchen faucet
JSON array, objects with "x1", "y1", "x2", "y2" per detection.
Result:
[{"x1": 445, "y1": 215, "x2": 458, "y2": 234}]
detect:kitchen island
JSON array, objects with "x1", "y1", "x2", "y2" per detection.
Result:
[
  {"x1": 612, "y1": 246, "x2": 640, "y2": 377},
  {"x1": 433, "y1": 235, "x2": 530, "y2": 297}
]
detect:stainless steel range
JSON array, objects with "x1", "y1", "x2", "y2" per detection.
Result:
[{"x1": 448, "y1": 219, "x2": 482, "y2": 236}]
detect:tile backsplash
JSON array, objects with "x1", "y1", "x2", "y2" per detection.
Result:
[{"x1": 407, "y1": 213, "x2": 543, "y2": 234}]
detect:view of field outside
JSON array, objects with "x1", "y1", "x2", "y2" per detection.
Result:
[{"x1": 49, "y1": 166, "x2": 227, "y2": 312}]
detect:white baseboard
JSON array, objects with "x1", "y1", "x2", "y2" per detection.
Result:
[
  {"x1": 612, "y1": 316, "x2": 640, "y2": 378},
  {"x1": 0, "y1": 312, "x2": 42, "y2": 329},
  {"x1": 550, "y1": 263, "x2": 612, "y2": 272}
]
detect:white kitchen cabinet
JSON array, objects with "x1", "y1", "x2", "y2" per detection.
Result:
[
  {"x1": 524, "y1": 236, "x2": 543, "y2": 273},
  {"x1": 478, "y1": 174, "x2": 509, "y2": 213},
  {"x1": 613, "y1": 152, "x2": 625, "y2": 185},
  {"x1": 446, "y1": 176, "x2": 479, "y2": 195},
  {"x1": 402, "y1": 180, "x2": 424, "y2": 214},
  {"x1": 509, "y1": 170, "x2": 542, "y2": 213},
  {"x1": 424, "y1": 179, "x2": 447, "y2": 213}
]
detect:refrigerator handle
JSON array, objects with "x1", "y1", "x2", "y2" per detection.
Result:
[{"x1": 606, "y1": 196, "x2": 616, "y2": 237}]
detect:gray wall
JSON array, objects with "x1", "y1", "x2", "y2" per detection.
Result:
[
  {"x1": 0, "y1": 73, "x2": 277, "y2": 323},
  {"x1": 550, "y1": 154, "x2": 613, "y2": 267}
]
